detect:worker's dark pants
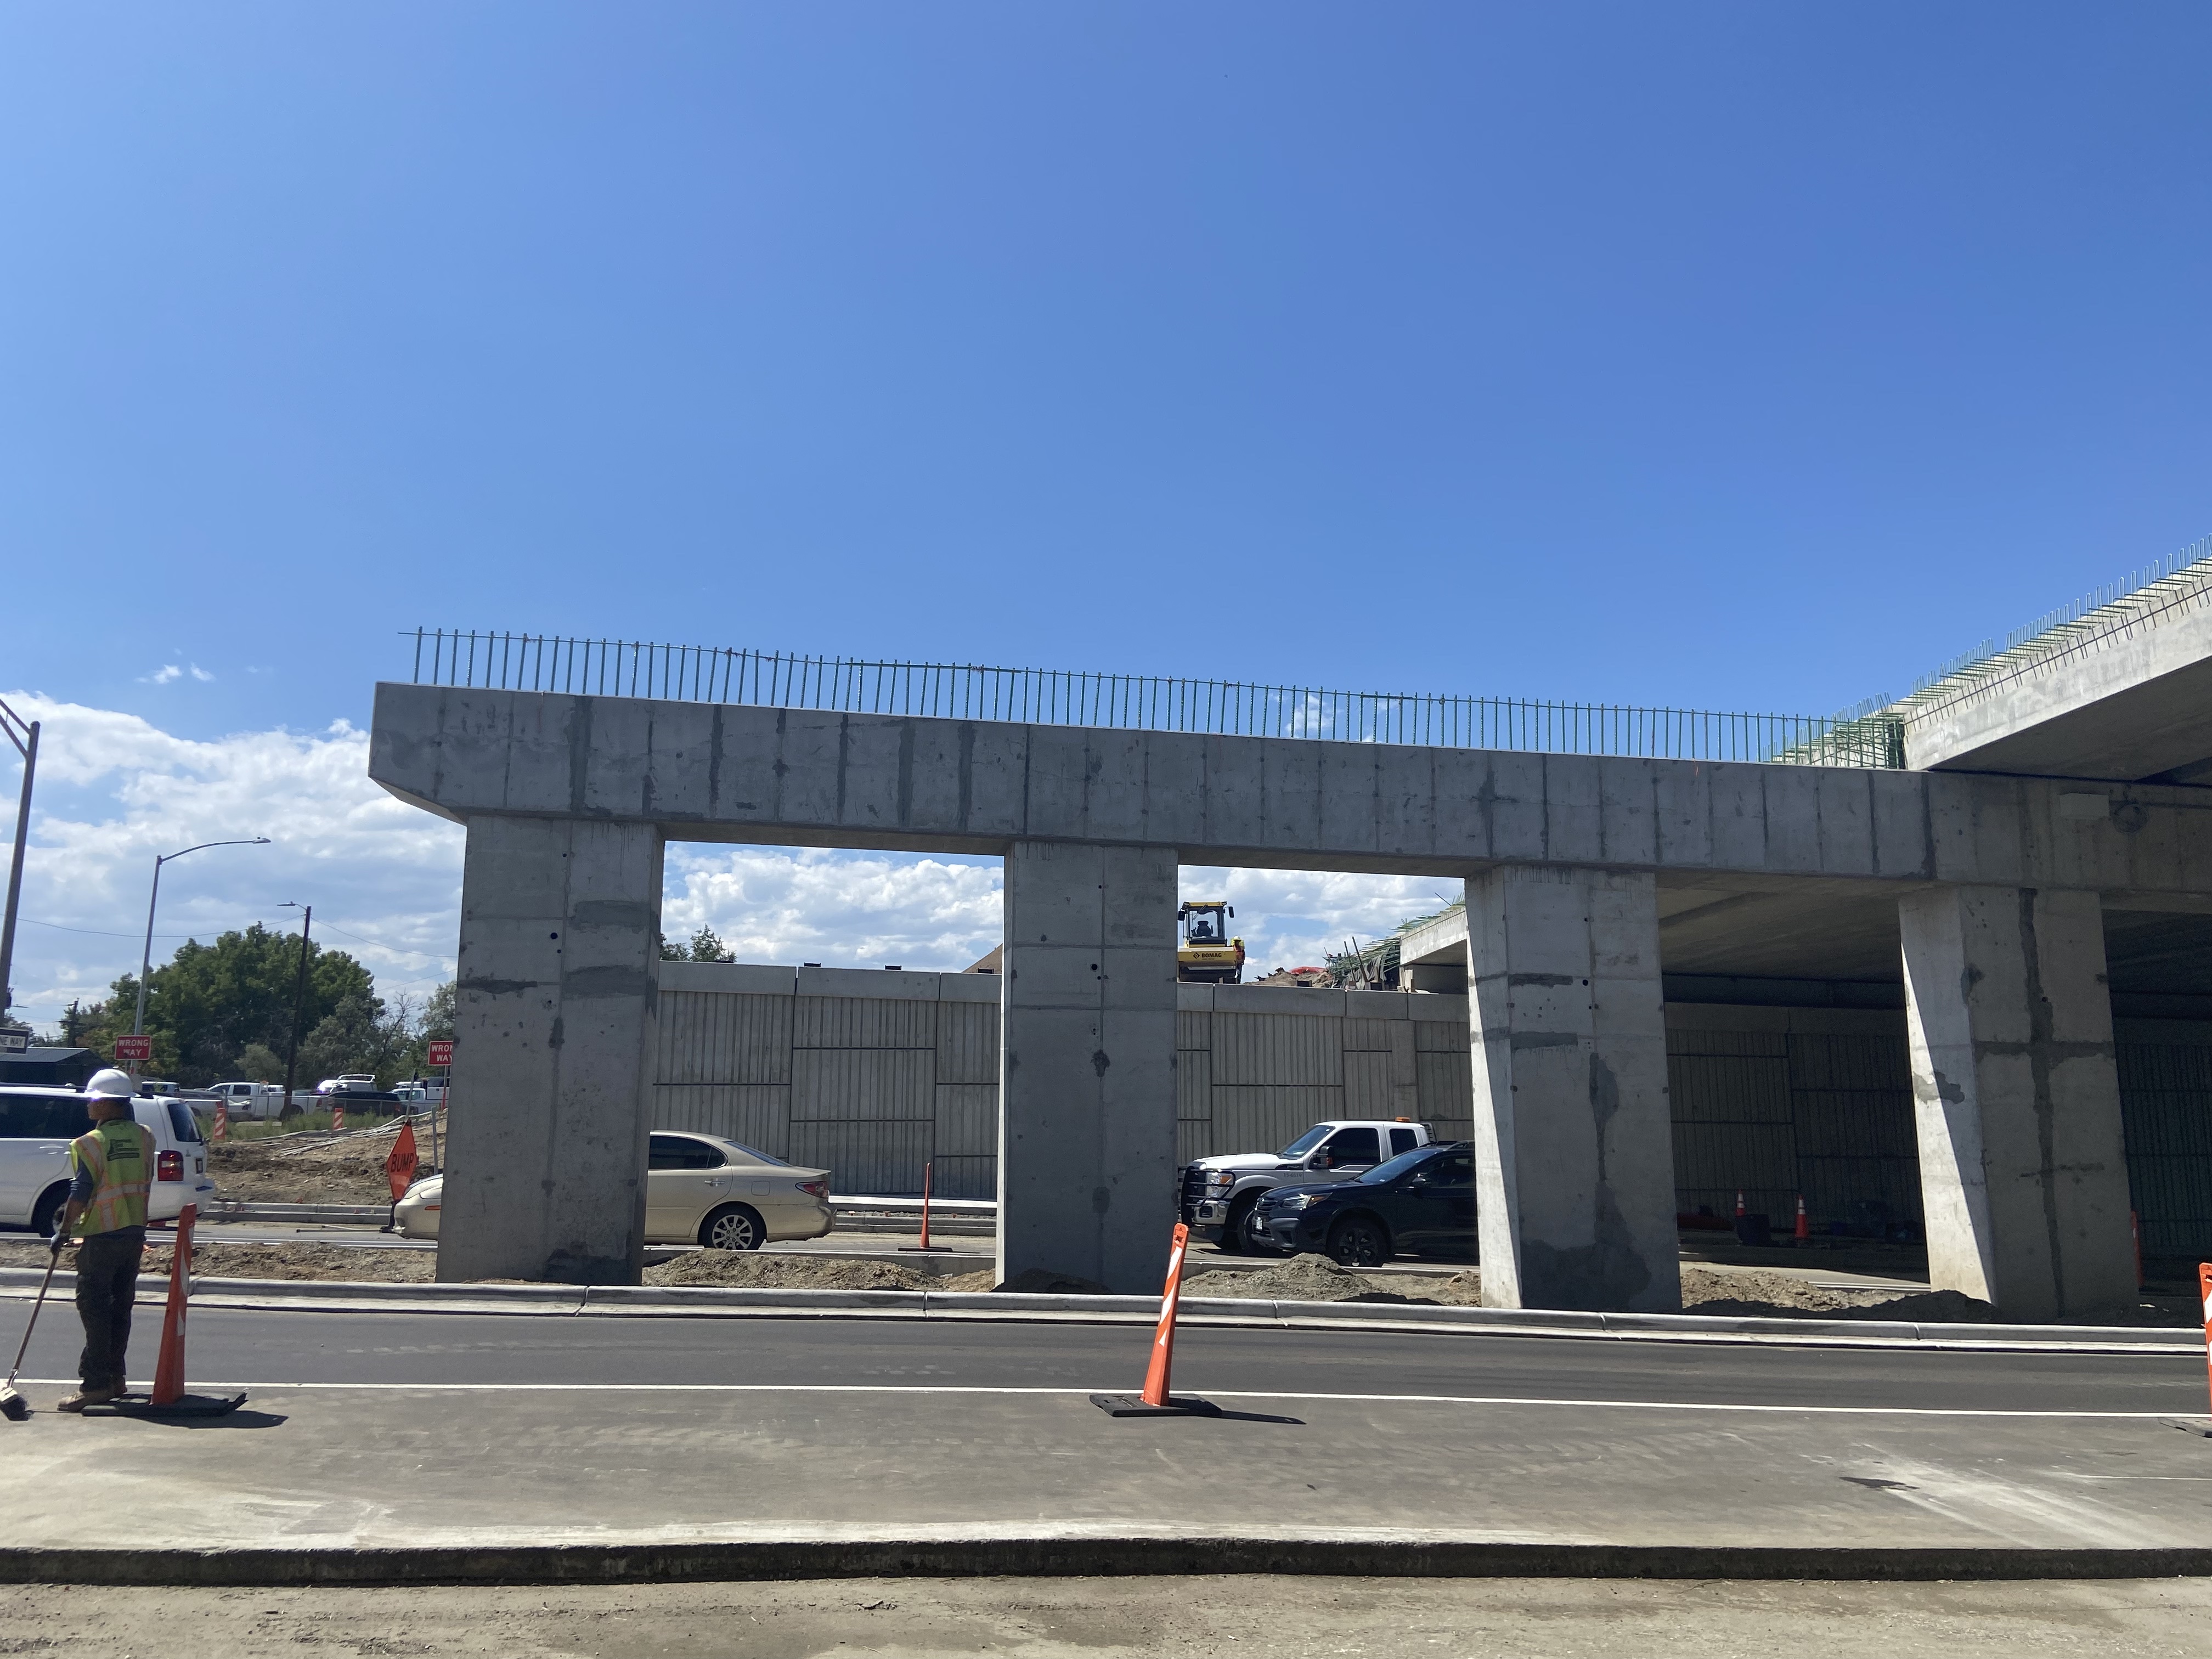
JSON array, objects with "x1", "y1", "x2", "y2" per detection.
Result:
[{"x1": 74, "y1": 1227, "x2": 145, "y2": 1392}]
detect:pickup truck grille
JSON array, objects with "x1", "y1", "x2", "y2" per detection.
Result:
[{"x1": 1178, "y1": 1165, "x2": 1207, "y2": 1223}]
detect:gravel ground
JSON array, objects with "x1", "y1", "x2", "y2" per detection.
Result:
[{"x1": 4, "y1": 1575, "x2": 2210, "y2": 1659}]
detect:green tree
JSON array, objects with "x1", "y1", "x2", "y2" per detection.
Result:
[
  {"x1": 659, "y1": 927, "x2": 735, "y2": 963},
  {"x1": 87, "y1": 925, "x2": 376, "y2": 1086}
]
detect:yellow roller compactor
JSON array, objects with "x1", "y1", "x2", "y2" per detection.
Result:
[{"x1": 1177, "y1": 901, "x2": 1245, "y2": 984}]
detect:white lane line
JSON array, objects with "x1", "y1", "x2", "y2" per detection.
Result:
[{"x1": 8, "y1": 1379, "x2": 2183, "y2": 1418}]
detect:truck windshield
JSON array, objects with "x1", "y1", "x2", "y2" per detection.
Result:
[
  {"x1": 1277, "y1": 1126, "x2": 1331, "y2": 1159},
  {"x1": 1356, "y1": 1146, "x2": 1437, "y2": 1184}
]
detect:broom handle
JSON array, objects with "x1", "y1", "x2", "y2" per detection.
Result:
[{"x1": 5, "y1": 1249, "x2": 62, "y2": 1389}]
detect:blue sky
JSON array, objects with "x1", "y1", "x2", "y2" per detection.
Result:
[{"x1": 2, "y1": 4, "x2": 2208, "y2": 1025}]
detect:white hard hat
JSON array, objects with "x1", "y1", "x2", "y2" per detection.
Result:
[{"x1": 84, "y1": 1068, "x2": 137, "y2": 1099}]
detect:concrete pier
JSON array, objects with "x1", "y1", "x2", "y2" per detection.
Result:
[
  {"x1": 1899, "y1": 884, "x2": 2136, "y2": 1322},
  {"x1": 439, "y1": 816, "x2": 665, "y2": 1285},
  {"x1": 997, "y1": 840, "x2": 1180, "y2": 1293},
  {"x1": 1466, "y1": 866, "x2": 1680, "y2": 1313}
]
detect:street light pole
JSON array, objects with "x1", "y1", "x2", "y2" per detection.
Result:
[
  {"x1": 0, "y1": 698, "x2": 38, "y2": 1024},
  {"x1": 279, "y1": 901, "x2": 313, "y2": 1117},
  {"x1": 130, "y1": 838, "x2": 272, "y2": 1066}
]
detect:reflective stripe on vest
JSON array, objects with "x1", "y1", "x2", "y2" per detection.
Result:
[{"x1": 71, "y1": 1120, "x2": 151, "y2": 1236}]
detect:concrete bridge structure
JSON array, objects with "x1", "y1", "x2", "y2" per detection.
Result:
[{"x1": 371, "y1": 558, "x2": 2212, "y2": 1323}]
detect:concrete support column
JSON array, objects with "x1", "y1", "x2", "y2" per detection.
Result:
[
  {"x1": 997, "y1": 839, "x2": 1178, "y2": 1293},
  {"x1": 1466, "y1": 865, "x2": 1679, "y2": 1312},
  {"x1": 439, "y1": 815, "x2": 664, "y2": 1285},
  {"x1": 1899, "y1": 884, "x2": 2134, "y2": 1322}
]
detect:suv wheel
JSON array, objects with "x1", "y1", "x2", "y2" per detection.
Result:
[
  {"x1": 31, "y1": 1183, "x2": 69, "y2": 1242},
  {"x1": 700, "y1": 1204, "x2": 765, "y2": 1252},
  {"x1": 1326, "y1": 1215, "x2": 1390, "y2": 1268}
]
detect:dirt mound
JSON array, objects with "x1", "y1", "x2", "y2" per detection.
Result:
[
  {"x1": 1679, "y1": 1266, "x2": 1999, "y2": 1323},
  {"x1": 1183, "y1": 1254, "x2": 1452, "y2": 1304},
  {"x1": 644, "y1": 1250, "x2": 932, "y2": 1291},
  {"x1": 208, "y1": 1133, "x2": 412, "y2": 1207}
]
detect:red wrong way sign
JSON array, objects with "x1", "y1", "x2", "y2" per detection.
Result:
[
  {"x1": 427, "y1": 1039, "x2": 454, "y2": 1069},
  {"x1": 113, "y1": 1034, "x2": 154, "y2": 1062}
]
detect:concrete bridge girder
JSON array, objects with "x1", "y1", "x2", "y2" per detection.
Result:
[{"x1": 375, "y1": 684, "x2": 2193, "y2": 1314}]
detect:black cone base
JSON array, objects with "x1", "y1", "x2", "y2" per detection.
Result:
[
  {"x1": 1090, "y1": 1392, "x2": 1221, "y2": 1418},
  {"x1": 89, "y1": 1391, "x2": 247, "y2": 1418}
]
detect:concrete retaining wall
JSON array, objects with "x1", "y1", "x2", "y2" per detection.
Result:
[{"x1": 653, "y1": 962, "x2": 2212, "y2": 1259}]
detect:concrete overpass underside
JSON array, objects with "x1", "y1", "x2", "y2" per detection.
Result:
[{"x1": 371, "y1": 678, "x2": 2212, "y2": 1323}]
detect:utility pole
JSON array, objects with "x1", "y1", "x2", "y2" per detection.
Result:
[
  {"x1": 0, "y1": 697, "x2": 38, "y2": 1025},
  {"x1": 280, "y1": 902, "x2": 313, "y2": 1116}
]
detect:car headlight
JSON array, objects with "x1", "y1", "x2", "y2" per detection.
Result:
[
  {"x1": 1205, "y1": 1172, "x2": 1237, "y2": 1189},
  {"x1": 1284, "y1": 1193, "x2": 1324, "y2": 1211}
]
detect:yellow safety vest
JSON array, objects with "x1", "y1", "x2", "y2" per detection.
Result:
[{"x1": 71, "y1": 1120, "x2": 151, "y2": 1237}]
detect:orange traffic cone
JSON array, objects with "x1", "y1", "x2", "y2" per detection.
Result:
[
  {"x1": 1793, "y1": 1194, "x2": 1810, "y2": 1248},
  {"x1": 1734, "y1": 1190, "x2": 1747, "y2": 1220},
  {"x1": 103, "y1": 1205, "x2": 246, "y2": 1419},
  {"x1": 1092, "y1": 1222, "x2": 1221, "y2": 1418}
]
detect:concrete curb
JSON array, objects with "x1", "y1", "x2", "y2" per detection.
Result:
[
  {"x1": 2, "y1": 1538, "x2": 2210, "y2": 1585},
  {"x1": 0, "y1": 1267, "x2": 2197, "y2": 1352}
]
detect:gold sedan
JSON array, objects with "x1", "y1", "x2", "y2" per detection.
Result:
[{"x1": 396, "y1": 1132, "x2": 833, "y2": 1250}]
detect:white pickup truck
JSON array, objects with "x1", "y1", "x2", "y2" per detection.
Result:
[
  {"x1": 1178, "y1": 1119, "x2": 1432, "y2": 1252},
  {"x1": 199, "y1": 1081, "x2": 291, "y2": 1121}
]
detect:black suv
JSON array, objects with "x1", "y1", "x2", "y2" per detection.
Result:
[{"x1": 1249, "y1": 1142, "x2": 1476, "y2": 1267}]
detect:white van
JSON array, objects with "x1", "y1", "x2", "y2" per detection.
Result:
[{"x1": 0, "y1": 1086, "x2": 218, "y2": 1237}]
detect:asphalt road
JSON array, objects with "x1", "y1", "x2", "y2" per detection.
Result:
[{"x1": 13, "y1": 1297, "x2": 2204, "y2": 1413}]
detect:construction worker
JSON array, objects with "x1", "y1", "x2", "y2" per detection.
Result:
[{"x1": 52, "y1": 1068, "x2": 153, "y2": 1413}]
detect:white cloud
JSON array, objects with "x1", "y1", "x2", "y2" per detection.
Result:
[
  {"x1": 140, "y1": 665, "x2": 182, "y2": 685},
  {"x1": 663, "y1": 847, "x2": 1002, "y2": 970},
  {"x1": 0, "y1": 694, "x2": 465, "y2": 1028},
  {"x1": 0, "y1": 693, "x2": 1455, "y2": 1032},
  {"x1": 189, "y1": 664, "x2": 215, "y2": 683}
]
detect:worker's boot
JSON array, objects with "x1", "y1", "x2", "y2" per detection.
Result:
[{"x1": 55, "y1": 1384, "x2": 120, "y2": 1413}]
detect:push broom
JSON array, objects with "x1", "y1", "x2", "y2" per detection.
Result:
[{"x1": 1, "y1": 1240, "x2": 64, "y2": 1421}]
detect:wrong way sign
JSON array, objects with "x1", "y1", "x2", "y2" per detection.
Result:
[
  {"x1": 113, "y1": 1034, "x2": 154, "y2": 1062},
  {"x1": 427, "y1": 1039, "x2": 453, "y2": 1069}
]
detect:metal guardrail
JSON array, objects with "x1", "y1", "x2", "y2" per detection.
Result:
[{"x1": 405, "y1": 629, "x2": 1907, "y2": 768}]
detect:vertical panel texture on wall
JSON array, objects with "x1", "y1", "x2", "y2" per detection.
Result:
[
  {"x1": 1210, "y1": 1085, "x2": 1345, "y2": 1154},
  {"x1": 933, "y1": 1084, "x2": 998, "y2": 1156},
  {"x1": 934, "y1": 1001, "x2": 1000, "y2": 1086},
  {"x1": 789, "y1": 1120, "x2": 933, "y2": 1197},
  {"x1": 2117, "y1": 1036, "x2": 2212, "y2": 1260},
  {"x1": 1413, "y1": 1019, "x2": 1465, "y2": 1054},
  {"x1": 651, "y1": 1085, "x2": 793, "y2": 1156},
  {"x1": 1667, "y1": 1029, "x2": 1796, "y2": 1224},
  {"x1": 1342, "y1": 1050, "x2": 1396, "y2": 1118},
  {"x1": 657, "y1": 991, "x2": 793, "y2": 1086},
  {"x1": 1786, "y1": 1032, "x2": 1920, "y2": 1233},
  {"x1": 1211, "y1": 1013, "x2": 1344, "y2": 1085},
  {"x1": 1176, "y1": 1048, "x2": 1214, "y2": 1164},
  {"x1": 1340, "y1": 1018, "x2": 1398, "y2": 1052},
  {"x1": 929, "y1": 1154, "x2": 998, "y2": 1201},
  {"x1": 791, "y1": 1050, "x2": 934, "y2": 1122},
  {"x1": 1415, "y1": 1049, "x2": 1471, "y2": 1133},
  {"x1": 792, "y1": 996, "x2": 938, "y2": 1049}
]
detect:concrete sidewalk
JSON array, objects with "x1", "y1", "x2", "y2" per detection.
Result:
[{"x1": 3, "y1": 1364, "x2": 2210, "y2": 1579}]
